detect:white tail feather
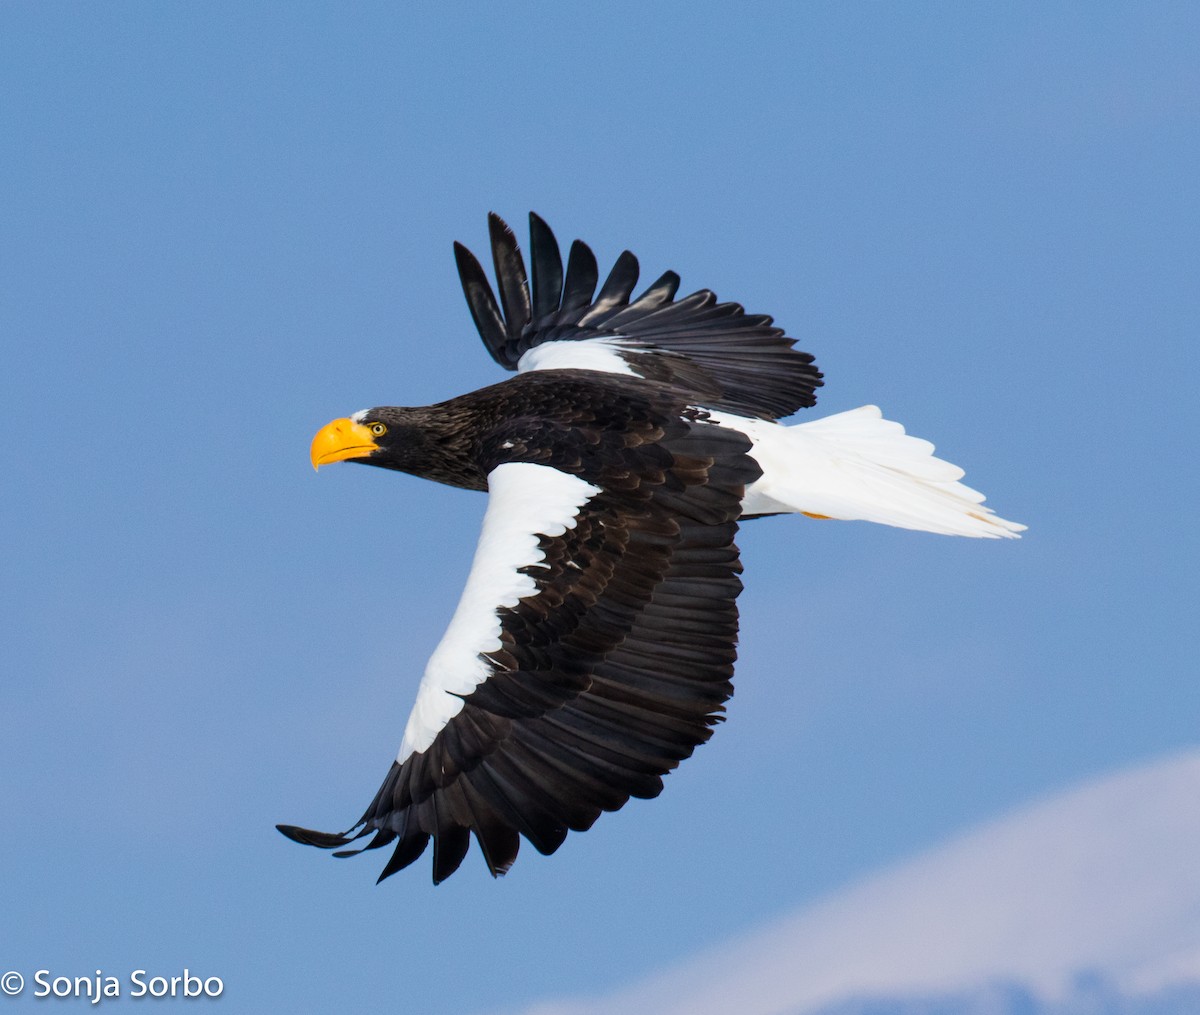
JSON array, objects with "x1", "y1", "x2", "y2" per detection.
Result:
[{"x1": 707, "y1": 406, "x2": 1025, "y2": 539}]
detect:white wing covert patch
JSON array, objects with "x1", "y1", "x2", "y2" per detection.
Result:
[
  {"x1": 397, "y1": 462, "x2": 601, "y2": 761},
  {"x1": 517, "y1": 338, "x2": 639, "y2": 377}
]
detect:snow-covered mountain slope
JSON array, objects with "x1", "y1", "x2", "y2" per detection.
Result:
[{"x1": 518, "y1": 749, "x2": 1200, "y2": 1015}]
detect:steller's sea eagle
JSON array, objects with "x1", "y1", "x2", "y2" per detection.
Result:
[{"x1": 278, "y1": 213, "x2": 1024, "y2": 884}]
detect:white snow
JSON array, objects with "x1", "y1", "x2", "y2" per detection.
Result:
[{"x1": 516, "y1": 748, "x2": 1200, "y2": 1015}]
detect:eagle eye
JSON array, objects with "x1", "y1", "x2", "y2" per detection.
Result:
[{"x1": 369, "y1": 422, "x2": 387, "y2": 437}]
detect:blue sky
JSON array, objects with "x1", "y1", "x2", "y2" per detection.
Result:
[{"x1": 1, "y1": 3, "x2": 1197, "y2": 1012}]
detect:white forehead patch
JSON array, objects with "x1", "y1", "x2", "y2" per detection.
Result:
[{"x1": 350, "y1": 408, "x2": 370, "y2": 422}]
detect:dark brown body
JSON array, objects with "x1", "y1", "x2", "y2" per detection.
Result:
[{"x1": 360, "y1": 368, "x2": 751, "y2": 493}]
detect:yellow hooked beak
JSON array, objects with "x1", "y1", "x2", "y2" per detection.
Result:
[{"x1": 310, "y1": 417, "x2": 379, "y2": 470}]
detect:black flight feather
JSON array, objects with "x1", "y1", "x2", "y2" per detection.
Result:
[
  {"x1": 452, "y1": 242, "x2": 507, "y2": 367},
  {"x1": 529, "y1": 211, "x2": 564, "y2": 324},
  {"x1": 487, "y1": 212, "x2": 531, "y2": 344},
  {"x1": 454, "y1": 213, "x2": 823, "y2": 418}
]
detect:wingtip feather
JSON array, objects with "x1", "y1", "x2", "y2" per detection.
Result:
[{"x1": 276, "y1": 824, "x2": 353, "y2": 849}]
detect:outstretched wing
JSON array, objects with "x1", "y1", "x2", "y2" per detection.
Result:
[
  {"x1": 453, "y1": 212, "x2": 823, "y2": 420},
  {"x1": 278, "y1": 414, "x2": 759, "y2": 883}
]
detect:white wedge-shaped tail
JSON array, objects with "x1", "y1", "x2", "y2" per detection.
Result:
[{"x1": 705, "y1": 406, "x2": 1025, "y2": 538}]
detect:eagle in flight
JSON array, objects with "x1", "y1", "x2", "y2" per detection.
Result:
[{"x1": 278, "y1": 213, "x2": 1024, "y2": 883}]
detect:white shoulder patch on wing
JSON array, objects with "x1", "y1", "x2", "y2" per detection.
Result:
[
  {"x1": 517, "y1": 338, "x2": 639, "y2": 376},
  {"x1": 397, "y1": 462, "x2": 601, "y2": 761}
]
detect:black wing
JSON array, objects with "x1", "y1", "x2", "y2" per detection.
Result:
[
  {"x1": 278, "y1": 404, "x2": 760, "y2": 883},
  {"x1": 453, "y1": 212, "x2": 823, "y2": 420}
]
